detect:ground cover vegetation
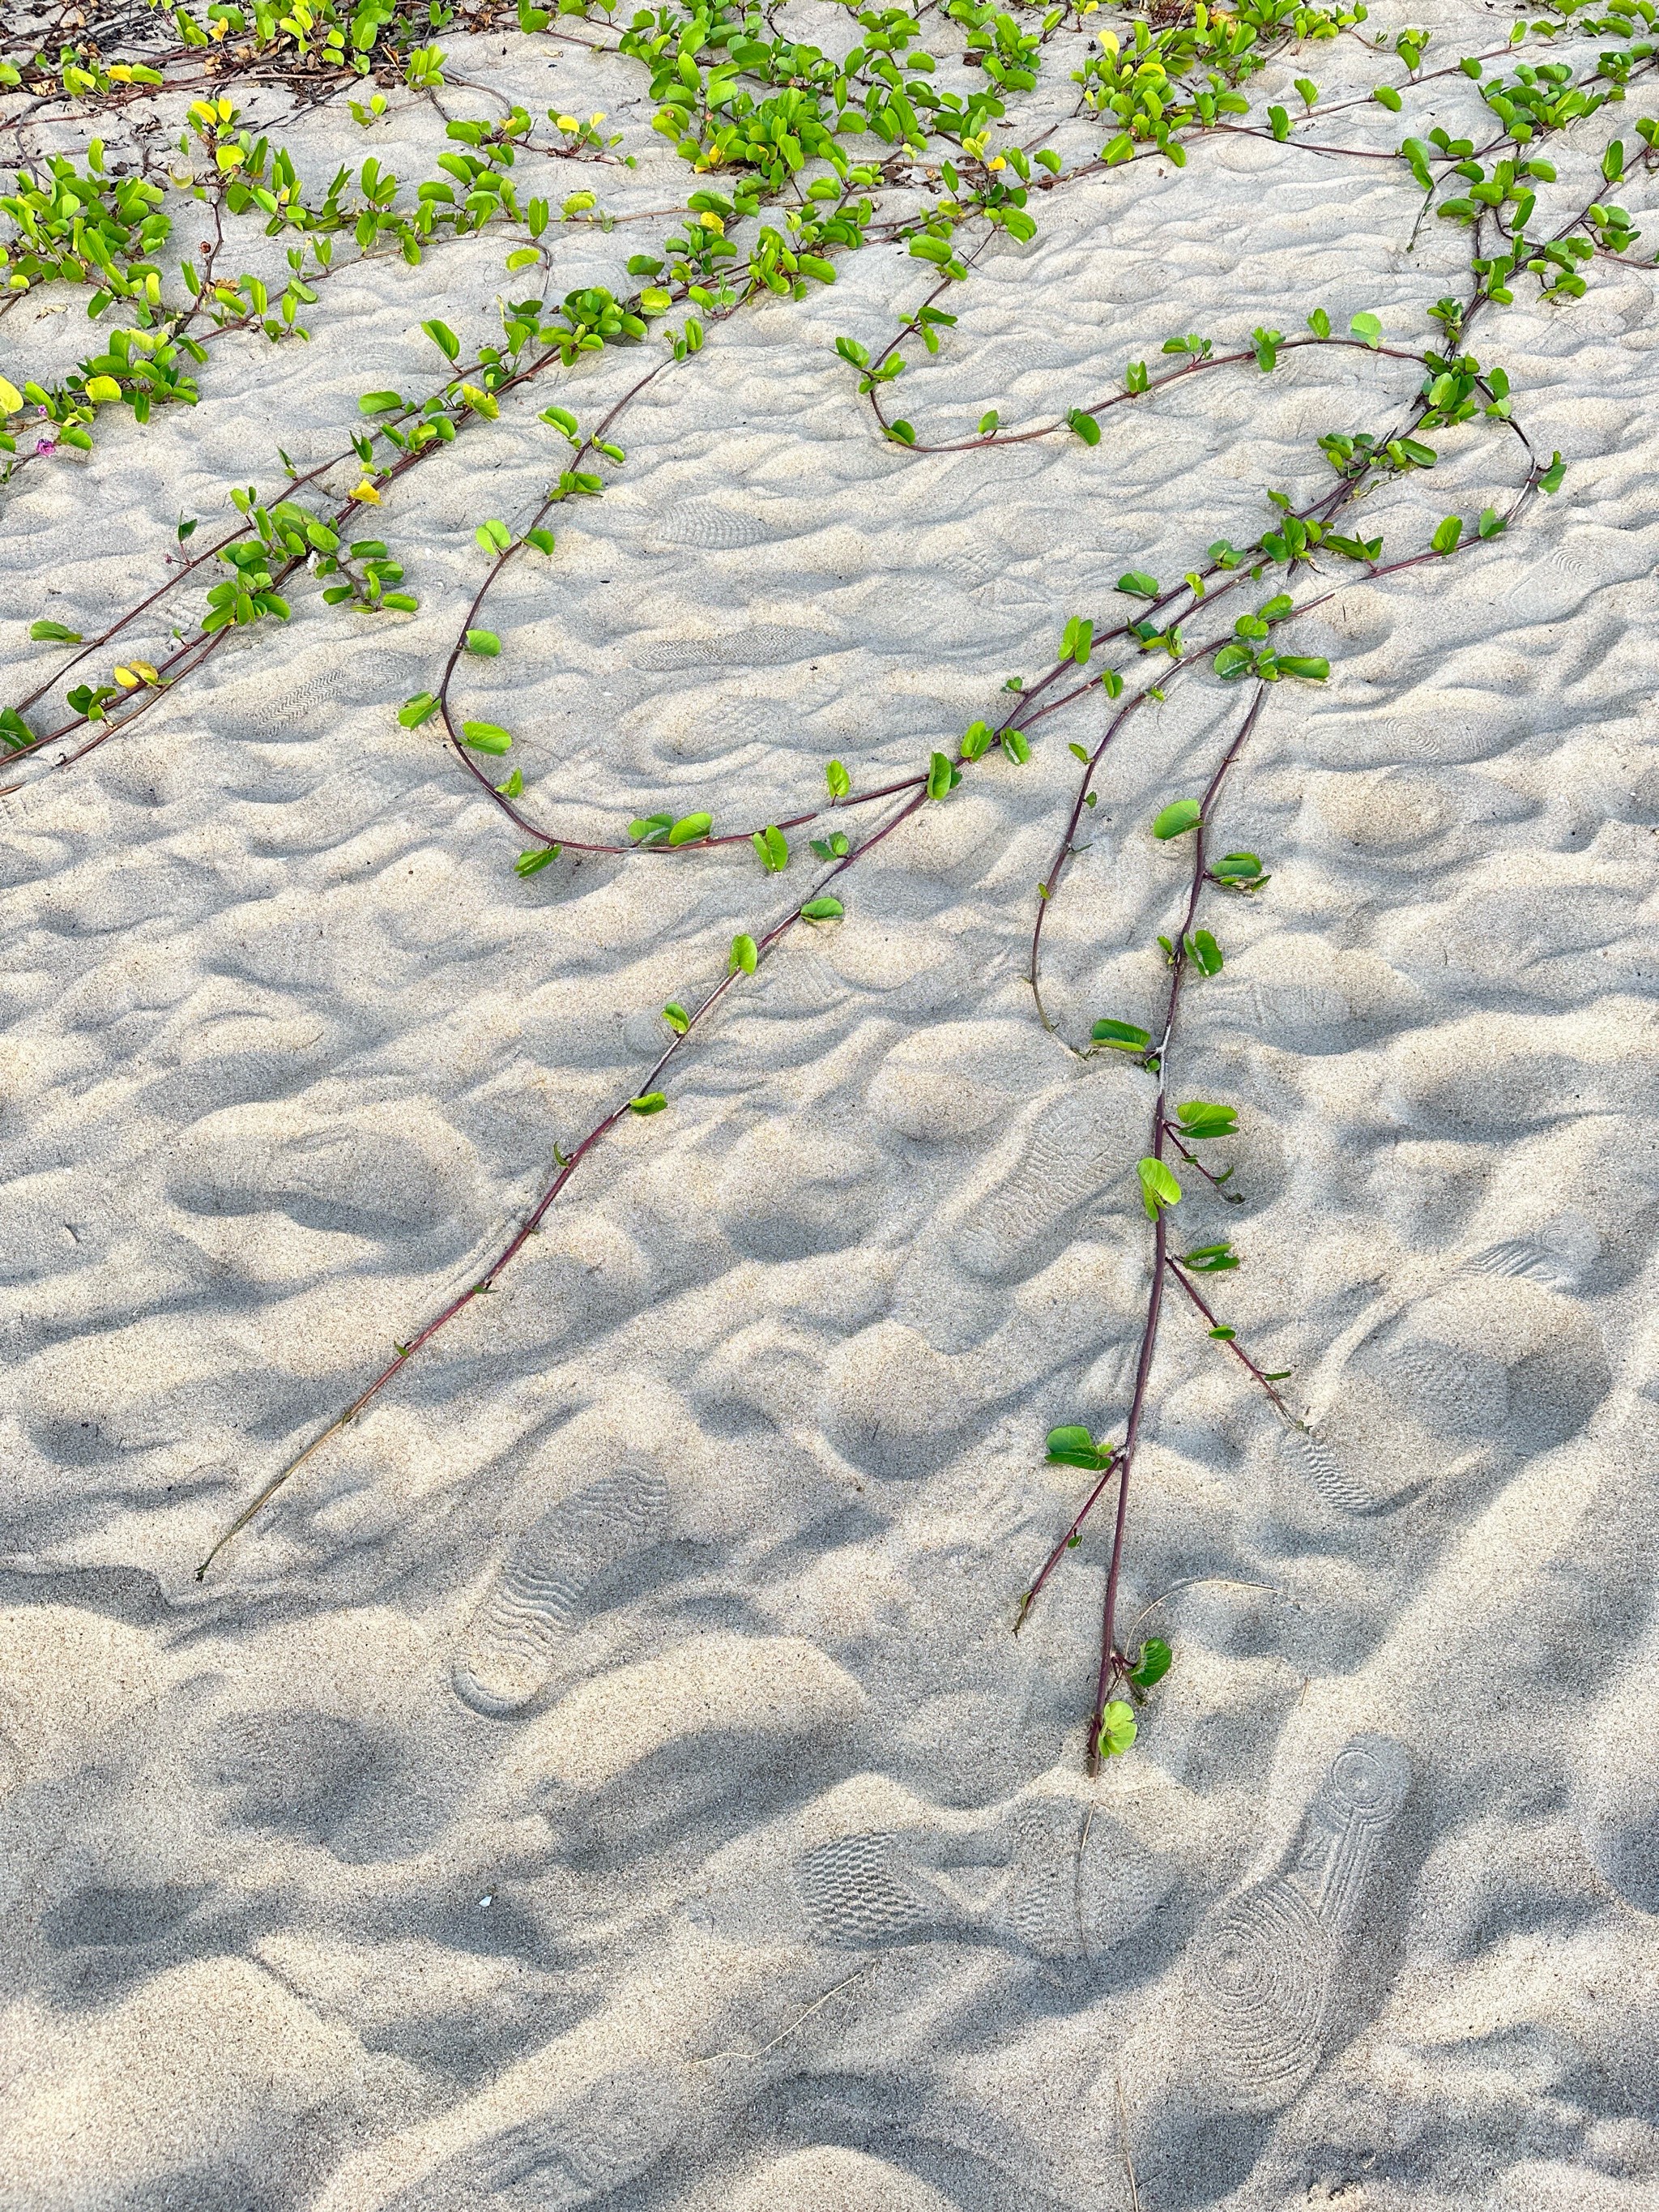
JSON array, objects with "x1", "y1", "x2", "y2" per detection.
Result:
[{"x1": 2, "y1": 0, "x2": 1649, "y2": 1766}]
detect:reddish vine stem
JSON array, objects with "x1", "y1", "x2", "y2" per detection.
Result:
[
  {"x1": 1013, "y1": 1452, "x2": 1121, "y2": 1634},
  {"x1": 194, "y1": 779, "x2": 930, "y2": 1577},
  {"x1": 1163, "y1": 1257, "x2": 1296, "y2": 1420},
  {"x1": 1085, "y1": 681, "x2": 1268, "y2": 1770}
]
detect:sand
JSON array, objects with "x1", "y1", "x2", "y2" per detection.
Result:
[{"x1": 3, "y1": 0, "x2": 1659, "y2": 2203}]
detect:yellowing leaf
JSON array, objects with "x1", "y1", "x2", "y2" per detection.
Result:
[
  {"x1": 0, "y1": 377, "x2": 22, "y2": 414},
  {"x1": 350, "y1": 481, "x2": 381, "y2": 503},
  {"x1": 83, "y1": 374, "x2": 122, "y2": 403},
  {"x1": 113, "y1": 665, "x2": 142, "y2": 688}
]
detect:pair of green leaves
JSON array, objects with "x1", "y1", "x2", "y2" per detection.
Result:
[
  {"x1": 960, "y1": 721, "x2": 1029, "y2": 764},
  {"x1": 1097, "y1": 1701, "x2": 1137, "y2": 1758},
  {"x1": 1046, "y1": 1424, "x2": 1115, "y2": 1471},
  {"x1": 1092, "y1": 1018, "x2": 1151, "y2": 1056},
  {"x1": 1183, "y1": 1241, "x2": 1239, "y2": 1273},
  {"x1": 927, "y1": 750, "x2": 962, "y2": 799},
  {"x1": 1212, "y1": 850, "x2": 1268, "y2": 891},
  {"x1": 1174, "y1": 1100, "x2": 1236, "y2": 1139},
  {"x1": 631, "y1": 810, "x2": 711, "y2": 847},
  {"x1": 1137, "y1": 1157, "x2": 1182, "y2": 1219}
]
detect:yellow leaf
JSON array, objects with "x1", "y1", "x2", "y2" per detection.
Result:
[
  {"x1": 84, "y1": 374, "x2": 122, "y2": 402},
  {"x1": 113, "y1": 665, "x2": 141, "y2": 688},
  {"x1": 0, "y1": 376, "x2": 22, "y2": 414},
  {"x1": 129, "y1": 661, "x2": 159, "y2": 682},
  {"x1": 350, "y1": 480, "x2": 381, "y2": 503},
  {"x1": 556, "y1": 113, "x2": 578, "y2": 130}
]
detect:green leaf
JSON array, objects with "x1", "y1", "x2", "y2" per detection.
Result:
[
  {"x1": 1431, "y1": 515, "x2": 1462, "y2": 556},
  {"x1": 1137, "y1": 1157, "x2": 1182, "y2": 1219},
  {"x1": 1061, "y1": 616, "x2": 1094, "y2": 666},
  {"x1": 753, "y1": 822, "x2": 789, "y2": 870},
  {"x1": 1067, "y1": 406, "x2": 1102, "y2": 446},
  {"x1": 960, "y1": 720, "x2": 993, "y2": 761},
  {"x1": 825, "y1": 758, "x2": 851, "y2": 798},
  {"x1": 1307, "y1": 307, "x2": 1330, "y2": 339},
  {"x1": 524, "y1": 527, "x2": 557, "y2": 556},
  {"x1": 630, "y1": 812, "x2": 672, "y2": 844},
  {"x1": 1371, "y1": 83, "x2": 1402, "y2": 111},
  {"x1": 460, "y1": 720, "x2": 513, "y2": 753},
  {"x1": 1046, "y1": 1424, "x2": 1113, "y2": 1471},
  {"x1": 29, "y1": 619, "x2": 83, "y2": 643},
  {"x1": 927, "y1": 749, "x2": 957, "y2": 800},
  {"x1": 1185, "y1": 929, "x2": 1223, "y2": 976},
  {"x1": 1117, "y1": 570, "x2": 1160, "y2": 600},
  {"x1": 1183, "y1": 1241, "x2": 1239, "y2": 1271},
  {"x1": 629, "y1": 1092, "x2": 667, "y2": 1115},
  {"x1": 514, "y1": 844, "x2": 560, "y2": 876},
  {"x1": 1538, "y1": 452, "x2": 1565, "y2": 494},
  {"x1": 1213, "y1": 851, "x2": 1263, "y2": 883},
  {"x1": 1152, "y1": 798, "x2": 1201, "y2": 840},
  {"x1": 800, "y1": 895, "x2": 844, "y2": 921},
  {"x1": 729, "y1": 933, "x2": 758, "y2": 974},
  {"x1": 398, "y1": 690, "x2": 439, "y2": 726},
  {"x1": 497, "y1": 769, "x2": 523, "y2": 798},
  {"x1": 667, "y1": 811, "x2": 712, "y2": 846},
  {"x1": 1478, "y1": 507, "x2": 1505, "y2": 540},
  {"x1": 1097, "y1": 1700, "x2": 1137, "y2": 1758},
  {"x1": 421, "y1": 318, "x2": 461, "y2": 361},
  {"x1": 1350, "y1": 310, "x2": 1382, "y2": 347},
  {"x1": 1274, "y1": 655, "x2": 1329, "y2": 681},
  {"x1": 358, "y1": 389, "x2": 404, "y2": 413},
  {"x1": 1175, "y1": 1100, "x2": 1238, "y2": 1138},
  {"x1": 1000, "y1": 728, "x2": 1030, "y2": 765},
  {"x1": 662, "y1": 1001, "x2": 689, "y2": 1033},
  {"x1": 886, "y1": 419, "x2": 915, "y2": 447},
  {"x1": 465, "y1": 628, "x2": 501, "y2": 655},
  {"x1": 1091, "y1": 1018, "x2": 1151, "y2": 1053},
  {"x1": 1129, "y1": 1637, "x2": 1171, "y2": 1689},
  {"x1": 978, "y1": 409, "x2": 999, "y2": 435}
]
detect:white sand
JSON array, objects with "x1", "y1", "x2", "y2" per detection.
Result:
[{"x1": 4, "y1": 0, "x2": 1659, "y2": 2204}]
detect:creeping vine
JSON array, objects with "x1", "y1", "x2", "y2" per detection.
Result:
[{"x1": 2, "y1": 0, "x2": 1649, "y2": 1767}]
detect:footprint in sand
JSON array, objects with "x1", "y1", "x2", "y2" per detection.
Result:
[
  {"x1": 789, "y1": 1795, "x2": 1173, "y2": 1961},
  {"x1": 1183, "y1": 1734, "x2": 1410, "y2": 2113},
  {"x1": 451, "y1": 1462, "x2": 670, "y2": 1718}
]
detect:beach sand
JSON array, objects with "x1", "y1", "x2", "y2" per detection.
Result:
[{"x1": 3, "y1": 1, "x2": 1659, "y2": 2203}]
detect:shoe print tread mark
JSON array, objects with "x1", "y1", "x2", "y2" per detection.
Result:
[
  {"x1": 791, "y1": 1830, "x2": 949, "y2": 1947},
  {"x1": 1188, "y1": 1735, "x2": 1410, "y2": 2113},
  {"x1": 452, "y1": 1463, "x2": 670, "y2": 1718},
  {"x1": 953, "y1": 1088, "x2": 1132, "y2": 1280}
]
